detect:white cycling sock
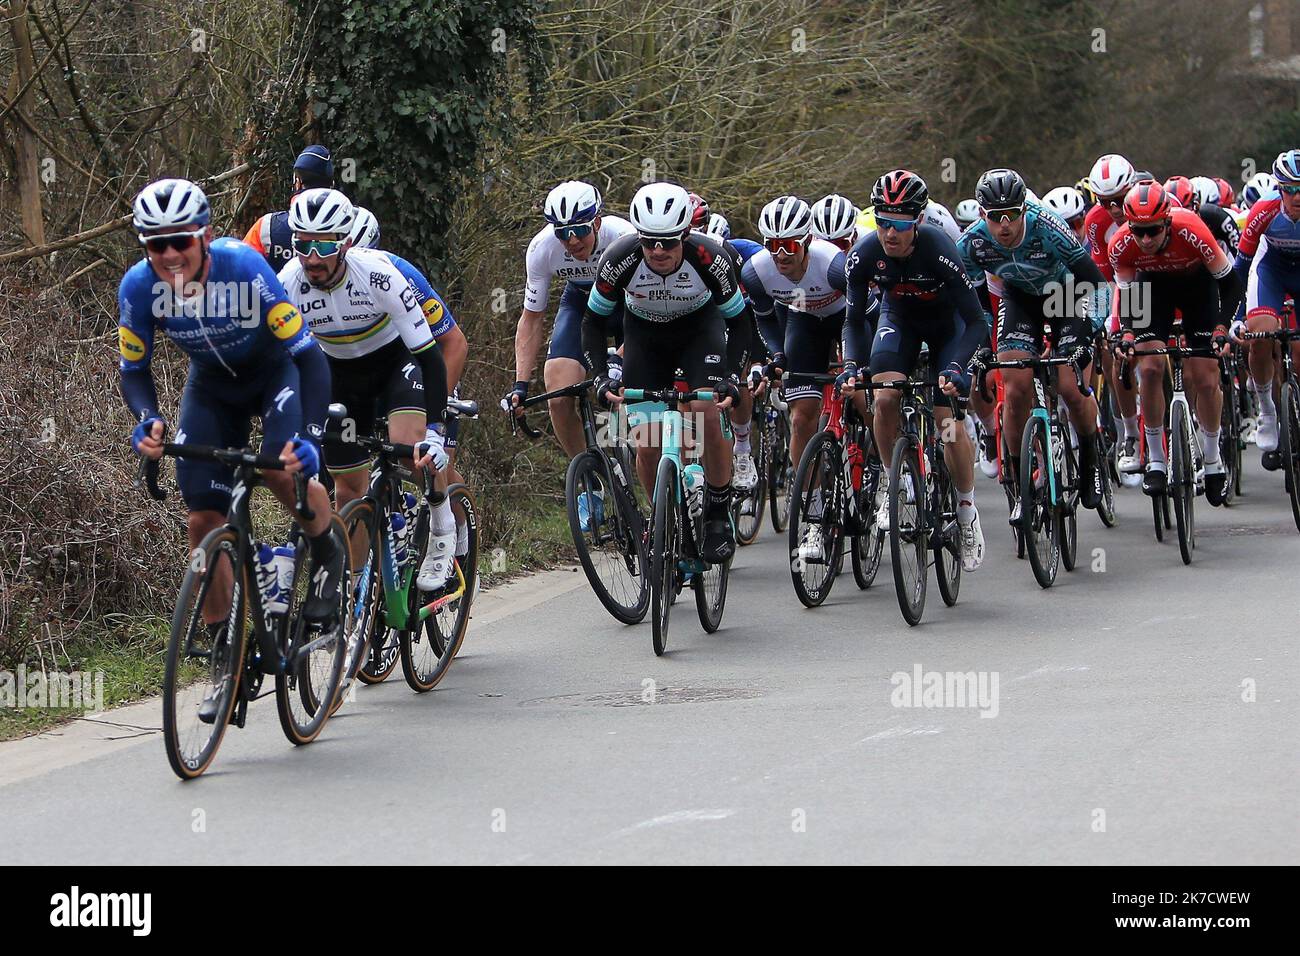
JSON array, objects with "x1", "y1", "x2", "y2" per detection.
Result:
[
  {"x1": 431, "y1": 496, "x2": 456, "y2": 535},
  {"x1": 1145, "y1": 426, "x2": 1167, "y2": 466},
  {"x1": 1122, "y1": 416, "x2": 1140, "y2": 440},
  {"x1": 1200, "y1": 427, "x2": 1221, "y2": 463},
  {"x1": 957, "y1": 486, "x2": 976, "y2": 522},
  {"x1": 1252, "y1": 380, "x2": 1277, "y2": 417}
]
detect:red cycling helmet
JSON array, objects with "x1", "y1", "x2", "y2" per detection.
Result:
[
  {"x1": 1163, "y1": 176, "x2": 1197, "y2": 211},
  {"x1": 1214, "y1": 177, "x2": 1235, "y2": 207},
  {"x1": 688, "y1": 192, "x2": 710, "y2": 229},
  {"x1": 1123, "y1": 181, "x2": 1172, "y2": 225}
]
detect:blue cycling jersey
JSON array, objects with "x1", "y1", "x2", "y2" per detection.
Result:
[
  {"x1": 386, "y1": 253, "x2": 458, "y2": 339},
  {"x1": 728, "y1": 237, "x2": 763, "y2": 265}
]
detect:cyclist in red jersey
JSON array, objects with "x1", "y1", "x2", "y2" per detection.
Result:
[{"x1": 1109, "y1": 182, "x2": 1242, "y2": 504}]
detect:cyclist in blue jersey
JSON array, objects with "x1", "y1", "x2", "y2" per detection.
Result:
[
  {"x1": 958, "y1": 168, "x2": 1109, "y2": 514},
  {"x1": 120, "y1": 178, "x2": 342, "y2": 626},
  {"x1": 843, "y1": 170, "x2": 988, "y2": 571}
]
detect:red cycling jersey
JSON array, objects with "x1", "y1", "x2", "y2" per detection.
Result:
[
  {"x1": 1107, "y1": 208, "x2": 1231, "y2": 279},
  {"x1": 1084, "y1": 203, "x2": 1121, "y2": 282}
]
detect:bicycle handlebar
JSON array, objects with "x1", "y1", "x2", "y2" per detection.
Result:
[{"x1": 137, "y1": 444, "x2": 314, "y2": 521}]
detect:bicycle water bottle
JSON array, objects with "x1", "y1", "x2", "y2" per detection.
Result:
[
  {"x1": 683, "y1": 463, "x2": 705, "y2": 522},
  {"x1": 256, "y1": 543, "x2": 288, "y2": 615},
  {"x1": 271, "y1": 545, "x2": 295, "y2": 603},
  {"x1": 390, "y1": 512, "x2": 409, "y2": 568}
]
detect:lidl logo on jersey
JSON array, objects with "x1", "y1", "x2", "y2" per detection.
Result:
[
  {"x1": 118, "y1": 326, "x2": 147, "y2": 361},
  {"x1": 267, "y1": 303, "x2": 304, "y2": 340}
]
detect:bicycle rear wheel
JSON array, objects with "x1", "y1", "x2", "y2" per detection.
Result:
[
  {"x1": 650, "y1": 457, "x2": 679, "y2": 656},
  {"x1": 1170, "y1": 402, "x2": 1195, "y2": 565},
  {"x1": 789, "y1": 430, "x2": 842, "y2": 607},
  {"x1": 1219, "y1": 368, "x2": 1241, "y2": 505},
  {"x1": 162, "y1": 527, "x2": 246, "y2": 780},
  {"x1": 279, "y1": 516, "x2": 350, "y2": 744},
  {"x1": 1281, "y1": 380, "x2": 1300, "y2": 532},
  {"x1": 735, "y1": 425, "x2": 767, "y2": 546},
  {"x1": 1021, "y1": 416, "x2": 1059, "y2": 588},
  {"x1": 401, "y1": 483, "x2": 479, "y2": 691},
  {"x1": 851, "y1": 456, "x2": 884, "y2": 589},
  {"x1": 1060, "y1": 432, "x2": 1079, "y2": 572},
  {"x1": 888, "y1": 437, "x2": 927, "y2": 626},
  {"x1": 694, "y1": 556, "x2": 730, "y2": 632},
  {"x1": 566, "y1": 450, "x2": 649, "y2": 624},
  {"x1": 998, "y1": 408, "x2": 1025, "y2": 559}
]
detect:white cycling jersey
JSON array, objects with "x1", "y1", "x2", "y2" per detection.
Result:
[
  {"x1": 742, "y1": 238, "x2": 846, "y2": 318},
  {"x1": 278, "y1": 247, "x2": 434, "y2": 360},
  {"x1": 923, "y1": 201, "x2": 962, "y2": 243},
  {"x1": 522, "y1": 215, "x2": 636, "y2": 312}
]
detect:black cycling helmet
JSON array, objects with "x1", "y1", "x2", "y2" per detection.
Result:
[
  {"x1": 871, "y1": 169, "x2": 929, "y2": 217},
  {"x1": 975, "y1": 168, "x2": 1027, "y2": 210}
]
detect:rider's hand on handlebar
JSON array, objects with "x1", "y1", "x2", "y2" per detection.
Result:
[
  {"x1": 594, "y1": 374, "x2": 623, "y2": 408},
  {"x1": 1113, "y1": 331, "x2": 1136, "y2": 359},
  {"x1": 835, "y1": 362, "x2": 860, "y2": 397},
  {"x1": 715, "y1": 375, "x2": 740, "y2": 410},
  {"x1": 500, "y1": 380, "x2": 528, "y2": 418},
  {"x1": 1212, "y1": 326, "x2": 1231, "y2": 356},
  {"x1": 131, "y1": 417, "x2": 166, "y2": 460},
  {"x1": 938, "y1": 362, "x2": 970, "y2": 398}
]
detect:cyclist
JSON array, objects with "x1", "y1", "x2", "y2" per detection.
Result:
[
  {"x1": 743, "y1": 196, "x2": 863, "y2": 558},
  {"x1": 811, "y1": 194, "x2": 860, "y2": 250},
  {"x1": 243, "y1": 145, "x2": 335, "y2": 271},
  {"x1": 582, "y1": 181, "x2": 752, "y2": 564},
  {"x1": 120, "y1": 178, "x2": 342, "y2": 633},
  {"x1": 277, "y1": 189, "x2": 456, "y2": 589},
  {"x1": 1192, "y1": 175, "x2": 1242, "y2": 255},
  {"x1": 1075, "y1": 178, "x2": 1097, "y2": 214},
  {"x1": 1043, "y1": 186, "x2": 1089, "y2": 242},
  {"x1": 1110, "y1": 181, "x2": 1241, "y2": 505},
  {"x1": 858, "y1": 197, "x2": 963, "y2": 243},
  {"x1": 1234, "y1": 149, "x2": 1300, "y2": 464},
  {"x1": 843, "y1": 169, "x2": 988, "y2": 571},
  {"x1": 692, "y1": 193, "x2": 760, "y2": 492},
  {"x1": 506, "y1": 181, "x2": 635, "y2": 460},
  {"x1": 1084, "y1": 152, "x2": 1144, "y2": 477},
  {"x1": 960, "y1": 168, "x2": 1108, "y2": 518}
]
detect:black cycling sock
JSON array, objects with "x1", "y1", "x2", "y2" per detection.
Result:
[
  {"x1": 706, "y1": 482, "x2": 731, "y2": 515},
  {"x1": 1008, "y1": 455, "x2": 1021, "y2": 484},
  {"x1": 308, "y1": 528, "x2": 336, "y2": 563},
  {"x1": 1078, "y1": 433, "x2": 1097, "y2": 470}
]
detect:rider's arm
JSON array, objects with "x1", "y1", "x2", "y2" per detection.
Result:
[
  {"x1": 375, "y1": 267, "x2": 450, "y2": 425},
  {"x1": 117, "y1": 276, "x2": 160, "y2": 422},
  {"x1": 581, "y1": 289, "x2": 617, "y2": 379},
  {"x1": 436, "y1": 323, "x2": 468, "y2": 391},
  {"x1": 723, "y1": 293, "x2": 752, "y2": 376},
  {"x1": 842, "y1": 244, "x2": 879, "y2": 365},
  {"x1": 251, "y1": 252, "x2": 329, "y2": 441},
  {"x1": 937, "y1": 233, "x2": 990, "y2": 366},
  {"x1": 740, "y1": 258, "x2": 783, "y2": 354}
]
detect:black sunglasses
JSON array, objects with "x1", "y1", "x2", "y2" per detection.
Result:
[
  {"x1": 639, "y1": 235, "x2": 682, "y2": 250},
  {"x1": 140, "y1": 230, "x2": 203, "y2": 253},
  {"x1": 1130, "y1": 223, "x2": 1167, "y2": 238}
]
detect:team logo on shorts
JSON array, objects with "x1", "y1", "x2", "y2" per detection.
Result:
[{"x1": 705, "y1": 353, "x2": 721, "y2": 363}]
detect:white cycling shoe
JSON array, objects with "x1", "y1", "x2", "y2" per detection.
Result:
[
  {"x1": 1256, "y1": 413, "x2": 1280, "y2": 452},
  {"x1": 732, "y1": 453, "x2": 759, "y2": 491},
  {"x1": 959, "y1": 511, "x2": 985, "y2": 572},
  {"x1": 417, "y1": 531, "x2": 457, "y2": 591},
  {"x1": 798, "y1": 525, "x2": 825, "y2": 562}
]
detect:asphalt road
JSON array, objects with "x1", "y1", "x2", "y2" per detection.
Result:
[{"x1": 2, "y1": 457, "x2": 1297, "y2": 865}]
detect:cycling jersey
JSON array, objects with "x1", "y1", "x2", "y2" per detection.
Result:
[
  {"x1": 843, "y1": 225, "x2": 988, "y2": 379},
  {"x1": 523, "y1": 215, "x2": 636, "y2": 311},
  {"x1": 242, "y1": 211, "x2": 294, "y2": 271},
  {"x1": 278, "y1": 246, "x2": 447, "y2": 423},
  {"x1": 1084, "y1": 203, "x2": 1124, "y2": 282},
  {"x1": 1199, "y1": 203, "x2": 1240, "y2": 256},
  {"x1": 387, "y1": 253, "x2": 458, "y2": 338},
  {"x1": 1109, "y1": 209, "x2": 1232, "y2": 278},
  {"x1": 1234, "y1": 197, "x2": 1300, "y2": 322},
  {"x1": 742, "y1": 239, "x2": 851, "y2": 350},
  {"x1": 728, "y1": 237, "x2": 764, "y2": 264}
]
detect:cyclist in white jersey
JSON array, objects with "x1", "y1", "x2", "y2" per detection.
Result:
[
  {"x1": 504, "y1": 181, "x2": 635, "y2": 458},
  {"x1": 278, "y1": 189, "x2": 456, "y2": 590}
]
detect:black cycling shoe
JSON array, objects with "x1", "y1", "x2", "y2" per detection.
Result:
[
  {"x1": 1079, "y1": 461, "x2": 1103, "y2": 510},
  {"x1": 1142, "y1": 468, "x2": 1167, "y2": 497},
  {"x1": 1204, "y1": 469, "x2": 1228, "y2": 506},
  {"x1": 303, "y1": 536, "x2": 345, "y2": 626},
  {"x1": 1262, "y1": 449, "x2": 1282, "y2": 471},
  {"x1": 702, "y1": 516, "x2": 736, "y2": 565}
]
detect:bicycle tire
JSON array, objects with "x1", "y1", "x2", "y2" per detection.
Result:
[
  {"x1": 1060, "y1": 430, "x2": 1079, "y2": 573},
  {"x1": 1170, "y1": 402, "x2": 1195, "y2": 565},
  {"x1": 650, "y1": 456, "x2": 679, "y2": 656},
  {"x1": 735, "y1": 424, "x2": 767, "y2": 546},
  {"x1": 332, "y1": 499, "x2": 380, "y2": 709},
  {"x1": 694, "y1": 556, "x2": 730, "y2": 632},
  {"x1": 162, "y1": 526, "x2": 246, "y2": 780},
  {"x1": 1281, "y1": 380, "x2": 1300, "y2": 533},
  {"x1": 565, "y1": 450, "x2": 649, "y2": 625},
  {"x1": 768, "y1": 411, "x2": 792, "y2": 533},
  {"x1": 789, "y1": 430, "x2": 842, "y2": 608},
  {"x1": 851, "y1": 458, "x2": 884, "y2": 590},
  {"x1": 888, "y1": 436, "x2": 927, "y2": 626},
  {"x1": 933, "y1": 464, "x2": 961, "y2": 607},
  {"x1": 1021, "y1": 416, "x2": 1059, "y2": 588}
]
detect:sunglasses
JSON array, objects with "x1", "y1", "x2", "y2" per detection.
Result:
[
  {"x1": 1099, "y1": 194, "x2": 1126, "y2": 209},
  {"x1": 875, "y1": 215, "x2": 918, "y2": 232},
  {"x1": 1280, "y1": 184, "x2": 1300, "y2": 196},
  {"x1": 639, "y1": 235, "x2": 682, "y2": 251},
  {"x1": 829, "y1": 236, "x2": 855, "y2": 252},
  {"x1": 1129, "y1": 223, "x2": 1167, "y2": 238},
  {"x1": 554, "y1": 222, "x2": 595, "y2": 241},
  {"x1": 140, "y1": 229, "x2": 203, "y2": 253},
  {"x1": 1067, "y1": 214, "x2": 1087, "y2": 229},
  {"x1": 764, "y1": 236, "x2": 808, "y2": 256},
  {"x1": 982, "y1": 205, "x2": 1025, "y2": 223},
  {"x1": 293, "y1": 237, "x2": 347, "y2": 257}
]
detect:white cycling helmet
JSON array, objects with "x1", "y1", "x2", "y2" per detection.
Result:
[
  {"x1": 758, "y1": 196, "x2": 813, "y2": 239},
  {"x1": 349, "y1": 206, "x2": 381, "y2": 249},
  {"x1": 1088, "y1": 154, "x2": 1138, "y2": 198},
  {"x1": 811, "y1": 194, "x2": 858, "y2": 242},
  {"x1": 289, "y1": 188, "x2": 355, "y2": 234},
  {"x1": 1025, "y1": 187, "x2": 1040, "y2": 205},
  {"x1": 629, "y1": 182, "x2": 692, "y2": 237},
  {"x1": 544, "y1": 180, "x2": 601, "y2": 225},
  {"x1": 1242, "y1": 171, "x2": 1278, "y2": 207},
  {"x1": 705, "y1": 212, "x2": 731, "y2": 240},
  {"x1": 1190, "y1": 175, "x2": 1220, "y2": 209},
  {"x1": 954, "y1": 198, "x2": 981, "y2": 227},
  {"x1": 1043, "y1": 186, "x2": 1087, "y2": 222},
  {"x1": 133, "y1": 178, "x2": 211, "y2": 232}
]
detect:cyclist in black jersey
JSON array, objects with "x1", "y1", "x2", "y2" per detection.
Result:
[
  {"x1": 842, "y1": 170, "x2": 989, "y2": 571},
  {"x1": 582, "y1": 182, "x2": 753, "y2": 564}
]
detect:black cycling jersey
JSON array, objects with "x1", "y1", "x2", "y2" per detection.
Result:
[{"x1": 1199, "y1": 203, "x2": 1240, "y2": 256}]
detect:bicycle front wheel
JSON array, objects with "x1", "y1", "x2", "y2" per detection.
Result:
[
  {"x1": 1170, "y1": 402, "x2": 1195, "y2": 565},
  {"x1": 162, "y1": 526, "x2": 247, "y2": 780},
  {"x1": 888, "y1": 437, "x2": 927, "y2": 626},
  {"x1": 1060, "y1": 430, "x2": 1079, "y2": 573},
  {"x1": 566, "y1": 450, "x2": 649, "y2": 624},
  {"x1": 650, "y1": 456, "x2": 679, "y2": 656},
  {"x1": 1021, "y1": 416, "x2": 1059, "y2": 588},
  {"x1": 694, "y1": 556, "x2": 730, "y2": 632},
  {"x1": 789, "y1": 430, "x2": 842, "y2": 608}
]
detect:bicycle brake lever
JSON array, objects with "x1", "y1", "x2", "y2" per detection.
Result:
[{"x1": 293, "y1": 471, "x2": 315, "y2": 522}]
